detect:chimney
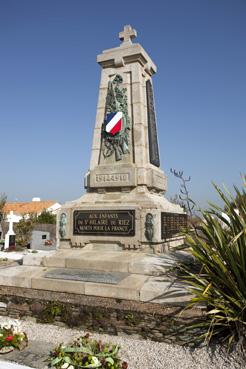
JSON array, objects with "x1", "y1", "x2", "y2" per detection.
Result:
[{"x1": 32, "y1": 197, "x2": 41, "y2": 202}]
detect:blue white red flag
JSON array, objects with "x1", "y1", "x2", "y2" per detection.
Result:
[{"x1": 105, "y1": 112, "x2": 123, "y2": 135}]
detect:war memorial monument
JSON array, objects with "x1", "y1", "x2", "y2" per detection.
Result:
[
  {"x1": 0, "y1": 26, "x2": 188, "y2": 304},
  {"x1": 59, "y1": 25, "x2": 185, "y2": 254}
]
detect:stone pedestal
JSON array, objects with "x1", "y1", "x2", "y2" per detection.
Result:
[{"x1": 58, "y1": 25, "x2": 185, "y2": 253}]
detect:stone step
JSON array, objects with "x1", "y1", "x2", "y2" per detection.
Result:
[
  {"x1": 32, "y1": 272, "x2": 149, "y2": 301},
  {"x1": 0, "y1": 264, "x2": 149, "y2": 301},
  {"x1": 23, "y1": 249, "x2": 188, "y2": 277},
  {"x1": 0, "y1": 264, "x2": 191, "y2": 304},
  {"x1": 4, "y1": 250, "x2": 193, "y2": 305}
]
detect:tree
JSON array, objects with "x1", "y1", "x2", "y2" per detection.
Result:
[
  {"x1": 15, "y1": 216, "x2": 34, "y2": 247},
  {"x1": 0, "y1": 193, "x2": 7, "y2": 222},
  {"x1": 169, "y1": 194, "x2": 187, "y2": 212},
  {"x1": 36, "y1": 210, "x2": 56, "y2": 224},
  {"x1": 0, "y1": 193, "x2": 7, "y2": 240},
  {"x1": 170, "y1": 169, "x2": 195, "y2": 217},
  {"x1": 170, "y1": 169, "x2": 200, "y2": 228}
]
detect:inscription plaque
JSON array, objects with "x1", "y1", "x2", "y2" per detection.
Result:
[
  {"x1": 45, "y1": 268, "x2": 129, "y2": 285},
  {"x1": 161, "y1": 212, "x2": 188, "y2": 239},
  {"x1": 74, "y1": 210, "x2": 135, "y2": 236},
  {"x1": 9, "y1": 235, "x2": 16, "y2": 247},
  {"x1": 146, "y1": 80, "x2": 160, "y2": 167}
]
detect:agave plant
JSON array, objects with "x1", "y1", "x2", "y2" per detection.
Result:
[{"x1": 177, "y1": 183, "x2": 246, "y2": 349}]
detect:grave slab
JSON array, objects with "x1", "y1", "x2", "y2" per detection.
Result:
[
  {"x1": 44, "y1": 268, "x2": 129, "y2": 285},
  {"x1": 31, "y1": 276, "x2": 85, "y2": 294}
]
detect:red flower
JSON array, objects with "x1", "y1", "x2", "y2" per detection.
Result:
[
  {"x1": 5, "y1": 335, "x2": 14, "y2": 341},
  {"x1": 122, "y1": 362, "x2": 128, "y2": 369}
]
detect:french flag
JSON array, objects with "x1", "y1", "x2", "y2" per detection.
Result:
[{"x1": 105, "y1": 112, "x2": 123, "y2": 136}]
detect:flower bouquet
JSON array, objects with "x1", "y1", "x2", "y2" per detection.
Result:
[
  {"x1": 49, "y1": 333, "x2": 128, "y2": 369},
  {"x1": 0, "y1": 323, "x2": 28, "y2": 354}
]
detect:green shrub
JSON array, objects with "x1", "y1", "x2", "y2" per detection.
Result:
[
  {"x1": 15, "y1": 217, "x2": 34, "y2": 247},
  {"x1": 37, "y1": 210, "x2": 56, "y2": 224},
  {"x1": 37, "y1": 302, "x2": 68, "y2": 324},
  {"x1": 177, "y1": 183, "x2": 246, "y2": 350}
]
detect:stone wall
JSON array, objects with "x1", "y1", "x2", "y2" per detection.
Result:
[
  {"x1": 33, "y1": 224, "x2": 56, "y2": 240},
  {"x1": 0, "y1": 286, "x2": 204, "y2": 343}
]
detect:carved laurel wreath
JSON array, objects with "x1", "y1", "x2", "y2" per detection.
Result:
[{"x1": 102, "y1": 75, "x2": 130, "y2": 161}]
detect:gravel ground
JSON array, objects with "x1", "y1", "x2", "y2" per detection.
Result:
[
  {"x1": 0, "y1": 317, "x2": 244, "y2": 369},
  {"x1": 0, "y1": 360, "x2": 35, "y2": 369}
]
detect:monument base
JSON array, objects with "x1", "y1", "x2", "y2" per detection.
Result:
[
  {"x1": 58, "y1": 187, "x2": 185, "y2": 252},
  {"x1": 0, "y1": 249, "x2": 191, "y2": 304}
]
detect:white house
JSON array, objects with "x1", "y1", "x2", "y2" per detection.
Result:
[{"x1": 3, "y1": 197, "x2": 61, "y2": 222}]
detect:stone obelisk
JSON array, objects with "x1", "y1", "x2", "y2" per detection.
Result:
[{"x1": 58, "y1": 25, "x2": 185, "y2": 252}]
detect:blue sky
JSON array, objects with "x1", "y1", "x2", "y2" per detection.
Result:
[{"x1": 0, "y1": 0, "x2": 245, "y2": 208}]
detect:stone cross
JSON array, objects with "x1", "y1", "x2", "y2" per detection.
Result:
[
  {"x1": 4, "y1": 211, "x2": 18, "y2": 250},
  {"x1": 119, "y1": 25, "x2": 137, "y2": 44}
]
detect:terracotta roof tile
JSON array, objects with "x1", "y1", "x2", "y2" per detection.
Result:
[{"x1": 4, "y1": 201, "x2": 57, "y2": 215}]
